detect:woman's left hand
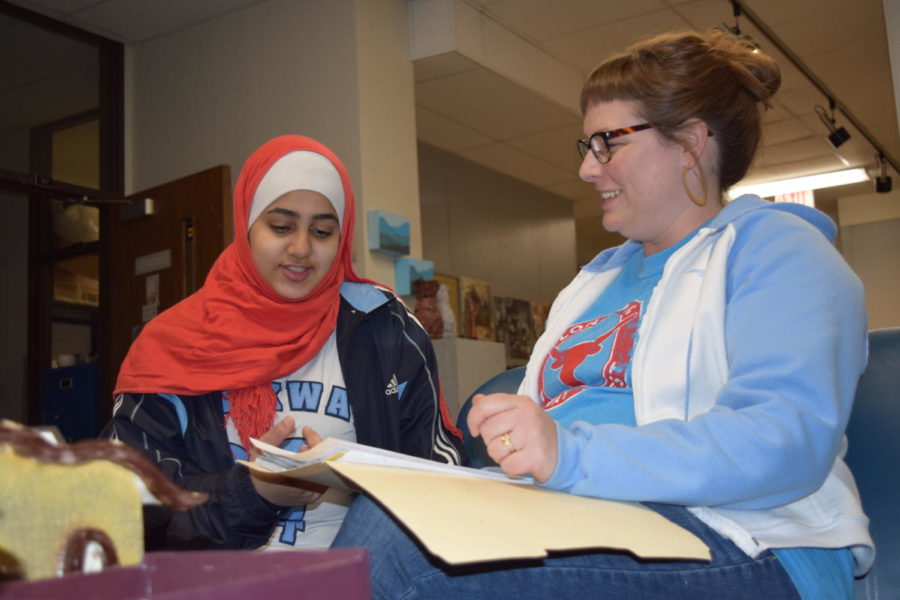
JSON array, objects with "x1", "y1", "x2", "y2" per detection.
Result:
[{"x1": 467, "y1": 393, "x2": 558, "y2": 483}]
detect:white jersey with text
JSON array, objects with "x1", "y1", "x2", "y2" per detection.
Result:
[{"x1": 224, "y1": 331, "x2": 355, "y2": 549}]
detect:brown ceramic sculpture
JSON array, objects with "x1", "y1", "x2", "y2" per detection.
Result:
[
  {"x1": 0, "y1": 419, "x2": 207, "y2": 581},
  {"x1": 413, "y1": 279, "x2": 444, "y2": 340}
]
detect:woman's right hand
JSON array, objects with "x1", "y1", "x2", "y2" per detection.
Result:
[
  {"x1": 249, "y1": 416, "x2": 327, "y2": 507},
  {"x1": 468, "y1": 393, "x2": 559, "y2": 483}
]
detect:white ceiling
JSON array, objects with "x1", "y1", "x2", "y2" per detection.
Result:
[
  {"x1": 5, "y1": 0, "x2": 899, "y2": 210},
  {"x1": 412, "y1": 0, "x2": 900, "y2": 209}
]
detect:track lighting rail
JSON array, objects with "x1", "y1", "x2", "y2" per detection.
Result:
[{"x1": 731, "y1": 0, "x2": 899, "y2": 176}]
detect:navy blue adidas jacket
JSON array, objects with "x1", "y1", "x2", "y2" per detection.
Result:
[{"x1": 103, "y1": 282, "x2": 465, "y2": 550}]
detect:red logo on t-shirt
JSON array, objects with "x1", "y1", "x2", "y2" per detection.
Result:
[{"x1": 540, "y1": 301, "x2": 640, "y2": 410}]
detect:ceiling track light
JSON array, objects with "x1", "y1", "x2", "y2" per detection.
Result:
[
  {"x1": 815, "y1": 101, "x2": 850, "y2": 148},
  {"x1": 875, "y1": 153, "x2": 893, "y2": 194},
  {"x1": 730, "y1": 0, "x2": 744, "y2": 35},
  {"x1": 720, "y1": 1, "x2": 760, "y2": 51},
  {"x1": 728, "y1": 1, "x2": 899, "y2": 183}
]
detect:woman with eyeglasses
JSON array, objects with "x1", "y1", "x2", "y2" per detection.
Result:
[
  {"x1": 104, "y1": 135, "x2": 463, "y2": 551},
  {"x1": 333, "y1": 30, "x2": 871, "y2": 599}
]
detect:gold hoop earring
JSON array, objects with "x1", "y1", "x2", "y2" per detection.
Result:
[{"x1": 682, "y1": 165, "x2": 707, "y2": 206}]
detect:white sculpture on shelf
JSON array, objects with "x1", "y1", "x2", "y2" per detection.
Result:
[{"x1": 437, "y1": 283, "x2": 456, "y2": 338}]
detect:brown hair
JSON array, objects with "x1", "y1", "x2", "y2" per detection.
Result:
[{"x1": 580, "y1": 29, "x2": 781, "y2": 191}]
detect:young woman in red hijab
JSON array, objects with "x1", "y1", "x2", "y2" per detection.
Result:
[{"x1": 105, "y1": 135, "x2": 463, "y2": 550}]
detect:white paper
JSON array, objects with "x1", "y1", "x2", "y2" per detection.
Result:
[{"x1": 249, "y1": 437, "x2": 531, "y2": 485}]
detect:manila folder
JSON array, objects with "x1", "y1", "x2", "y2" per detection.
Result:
[{"x1": 328, "y1": 462, "x2": 710, "y2": 566}]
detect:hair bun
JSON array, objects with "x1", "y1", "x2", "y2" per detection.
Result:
[{"x1": 706, "y1": 29, "x2": 781, "y2": 107}]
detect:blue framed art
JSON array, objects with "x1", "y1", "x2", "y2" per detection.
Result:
[
  {"x1": 395, "y1": 258, "x2": 434, "y2": 295},
  {"x1": 367, "y1": 210, "x2": 410, "y2": 256}
]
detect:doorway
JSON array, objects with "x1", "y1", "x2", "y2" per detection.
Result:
[{"x1": 0, "y1": 1, "x2": 123, "y2": 439}]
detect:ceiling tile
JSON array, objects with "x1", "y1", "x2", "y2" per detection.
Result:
[
  {"x1": 773, "y1": 86, "x2": 831, "y2": 119},
  {"x1": 755, "y1": 136, "x2": 835, "y2": 167},
  {"x1": 413, "y1": 52, "x2": 481, "y2": 83},
  {"x1": 541, "y1": 8, "x2": 694, "y2": 73},
  {"x1": 460, "y1": 142, "x2": 575, "y2": 188},
  {"x1": 805, "y1": 46, "x2": 897, "y2": 131},
  {"x1": 415, "y1": 106, "x2": 496, "y2": 152},
  {"x1": 736, "y1": 0, "x2": 822, "y2": 28},
  {"x1": 483, "y1": 0, "x2": 668, "y2": 41},
  {"x1": 506, "y1": 123, "x2": 584, "y2": 172},
  {"x1": 754, "y1": 0, "x2": 885, "y2": 59},
  {"x1": 669, "y1": 0, "x2": 733, "y2": 31},
  {"x1": 415, "y1": 67, "x2": 579, "y2": 140},
  {"x1": 762, "y1": 117, "x2": 815, "y2": 146}
]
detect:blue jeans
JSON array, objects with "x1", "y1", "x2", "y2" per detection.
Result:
[{"x1": 332, "y1": 494, "x2": 801, "y2": 600}]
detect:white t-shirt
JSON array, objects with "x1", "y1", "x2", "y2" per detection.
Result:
[{"x1": 224, "y1": 332, "x2": 355, "y2": 549}]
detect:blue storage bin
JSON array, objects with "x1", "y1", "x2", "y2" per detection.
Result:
[{"x1": 39, "y1": 362, "x2": 99, "y2": 442}]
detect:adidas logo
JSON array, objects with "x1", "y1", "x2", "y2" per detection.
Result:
[
  {"x1": 385, "y1": 374, "x2": 407, "y2": 398},
  {"x1": 385, "y1": 374, "x2": 400, "y2": 395}
]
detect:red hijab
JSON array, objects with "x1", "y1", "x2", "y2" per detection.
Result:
[{"x1": 115, "y1": 135, "x2": 374, "y2": 450}]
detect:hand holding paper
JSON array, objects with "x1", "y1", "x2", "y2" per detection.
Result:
[
  {"x1": 468, "y1": 392, "x2": 559, "y2": 482},
  {"x1": 249, "y1": 416, "x2": 325, "y2": 507}
]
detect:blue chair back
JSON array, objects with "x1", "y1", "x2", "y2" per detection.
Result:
[
  {"x1": 456, "y1": 366, "x2": 526, "y2": 469},
  {"x1": 845, "y1": 327, "x2": 900, "y2": 598}
]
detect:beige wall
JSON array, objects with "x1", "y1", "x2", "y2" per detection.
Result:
[
  {"x1": 125, "y1": 0, "x2": 423, "y2": 286},
  {"x1": 126, "y1": 0, "x2": 360, "y2": 196},
  {"x1": 838, "y1": 188, "x2": 900, "y2": 328},
  {"x1": 418, "y1": 142, "x2": 577, "y2": 304},
  {"x1": 354, "y1": 0, "x2": 422, "y2": 284}
]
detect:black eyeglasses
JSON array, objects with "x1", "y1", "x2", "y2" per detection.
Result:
[{"x1": 576, "y1": 123, "x2": 655, "y2": 163}]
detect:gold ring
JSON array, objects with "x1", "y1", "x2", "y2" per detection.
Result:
[{"x1": 500, "y1": 432, "x2": 514, "y2": 453}]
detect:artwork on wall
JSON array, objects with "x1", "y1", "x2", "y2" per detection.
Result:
[
  {"x1": 367, "y1": 210, "x2": 410, "y2": 256},
  {"x1": 459, "y1": 277, "x2": 494, "y2": 341},
  {"x1": 395, "y1": 257, "x2": 434, "y2": 296},
  {"x1": 493, "y1": 296, "x2": 537, "y2": 366}
]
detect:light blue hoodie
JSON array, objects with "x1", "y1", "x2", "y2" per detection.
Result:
[{"x1": 526, "y1": 195, "x2": 874, "y2": 575}]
